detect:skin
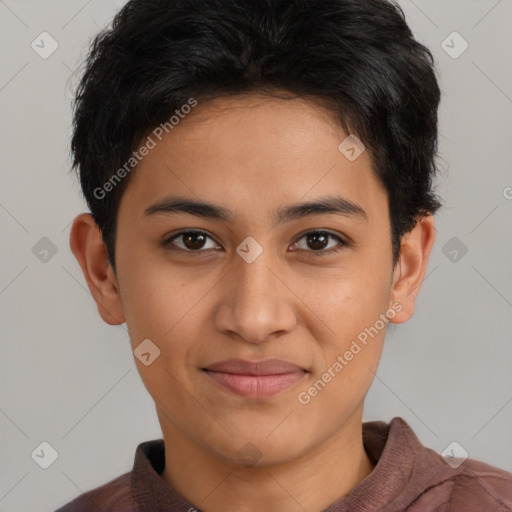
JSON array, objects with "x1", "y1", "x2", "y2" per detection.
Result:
[{"x1": 70, "y1": 94, "x2": 436, "y2": 512}]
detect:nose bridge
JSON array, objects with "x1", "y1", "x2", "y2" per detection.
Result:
[{"x1": 215, "y1": 245, "x2": 297, "y2": 343}]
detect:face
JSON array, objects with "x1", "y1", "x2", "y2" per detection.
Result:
[{"x1": 92, "y1": 95, "x2": 417, "y2": 466}]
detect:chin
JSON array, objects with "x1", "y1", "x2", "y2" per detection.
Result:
[{"x1": 208, "y1": 432, "x2": 306, "y2": 469}]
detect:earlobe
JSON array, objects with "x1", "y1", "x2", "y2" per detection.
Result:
[
  {"x1": 388, "y1": 214, "x2": 436, "y2": 324},
  {"x1": 69, "y1": 213, "x2": 125, "y2": 325}
]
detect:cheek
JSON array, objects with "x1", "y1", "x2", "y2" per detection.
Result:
[
  {"x1": 126, "y1": 285, "x2": 196, "y2": 359},
  {"x1": 309, "y1": 262, "x2": 392, "y2": 341},
  {"x1": 119, "y1": 268, "x2": 206, "y2": 409},
  {"x1": 295, "y1": 280, "x2": 390, "y2": 428},
  {"x1": 117, "y1": 244, "x2": 196, "y2": 340},
  {"x1": 302, "y1": 260, "x2": 392, "y2": 395},
  {"x1": 118, "y1": 259, "x2": 218, "y2": 386}
]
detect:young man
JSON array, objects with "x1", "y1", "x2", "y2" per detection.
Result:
[{"x1": 57, "y1": 0, "x2": 512, "y2": 510}]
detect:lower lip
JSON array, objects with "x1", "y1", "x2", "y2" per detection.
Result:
[{"x1": 203, "y1": 370, "x2": 307, "y2": 398}]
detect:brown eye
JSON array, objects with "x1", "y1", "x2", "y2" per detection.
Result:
[
  {"x1": 164, "y1": 230, "x2": 219, "y2": 252},
  {"x1": 291, "y1": 230, "x2": 347, "y2": 257}
]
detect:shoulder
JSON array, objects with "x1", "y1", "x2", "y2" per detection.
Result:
[
  {"x1": 54, "y1": 438, "x2": 168, "y2": 512},
  {"x1": 408, "y1": 448, "x2": 512, "y2": 511},
  {"x1": 438, "y1": 458, "x2": 512, "y2": 510},
  {"x1": 381, "y1": 418, "x2": 512, "y2": 511},
  {"x1": 54, "y1": 471, "x2": 134, "y2": 512}
]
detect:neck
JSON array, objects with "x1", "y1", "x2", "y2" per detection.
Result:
[{"x1": 158, "y1": 409, "x2": 375, "y2": 512}]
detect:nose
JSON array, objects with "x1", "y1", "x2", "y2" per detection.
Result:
[{"x1": 213, "y1": 251, "x2": 298, "y2": 345}]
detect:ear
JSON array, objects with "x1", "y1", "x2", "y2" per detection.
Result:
[
  {"x1": 69, "y1": 213, "x2": 125, "y2": 325},
  {"x1": 388, "y1": 214, "x2": 436, "y2": 324}
]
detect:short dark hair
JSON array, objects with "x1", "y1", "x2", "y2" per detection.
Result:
[{"x1": 70, "y1": 0, "x2": 442, "y2": 272}]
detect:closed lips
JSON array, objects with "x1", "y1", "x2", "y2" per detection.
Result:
[
  {"x1": 202, "y1": 358, "x2": 307, "y2": 375},
  {"x1": 202, "y1": 358, "x2": 308, "y2": 398}
]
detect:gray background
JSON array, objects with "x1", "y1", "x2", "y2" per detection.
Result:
[{"x1": 0, "y1": 0, "x2": 511, "y2": 511}]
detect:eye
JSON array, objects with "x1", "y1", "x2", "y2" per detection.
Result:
[
  {"x1": 290, "y1": 230, "x2": 347, "y2": 257},
  {"x1": 164, "y1": 230, "x2": 220, "y2": 253}
]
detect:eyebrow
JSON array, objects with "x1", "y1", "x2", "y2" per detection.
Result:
[{"x1": 143, "y1": 194, "x2": 368, "y2": 224}]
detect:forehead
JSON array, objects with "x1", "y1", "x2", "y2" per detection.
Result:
[{"x1": 118, "y1": 94, "x2": 387, "y2": 225}]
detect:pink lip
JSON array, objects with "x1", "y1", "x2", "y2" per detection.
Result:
[{"x1": 202, "y1": 358, "x2": 308, "y2": 398}]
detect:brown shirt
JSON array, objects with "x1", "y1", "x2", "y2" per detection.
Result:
[{"x1": 55, "y1": 417, "x2": 512, "y2": 511}]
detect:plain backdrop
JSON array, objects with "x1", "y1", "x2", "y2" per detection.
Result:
[{"x1": 0, "y1": 0, "x2": 511, "y2": 511}]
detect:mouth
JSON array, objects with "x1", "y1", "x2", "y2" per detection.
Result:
[{"x1": 201, "y1": 358, "x2": 309, "y2": 398}]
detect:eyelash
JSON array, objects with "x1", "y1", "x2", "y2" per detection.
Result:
[{"x1": 163, "y1": 229, "x2": 348, "y2": 258}]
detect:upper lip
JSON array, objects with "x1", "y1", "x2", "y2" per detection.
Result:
[{"x1": 203, "y1": 358, "x2": 307, "y2": 375}]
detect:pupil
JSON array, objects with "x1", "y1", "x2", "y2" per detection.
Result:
[{"x1": 308, "y1": 232, "x2": 328, "y2": 251}]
